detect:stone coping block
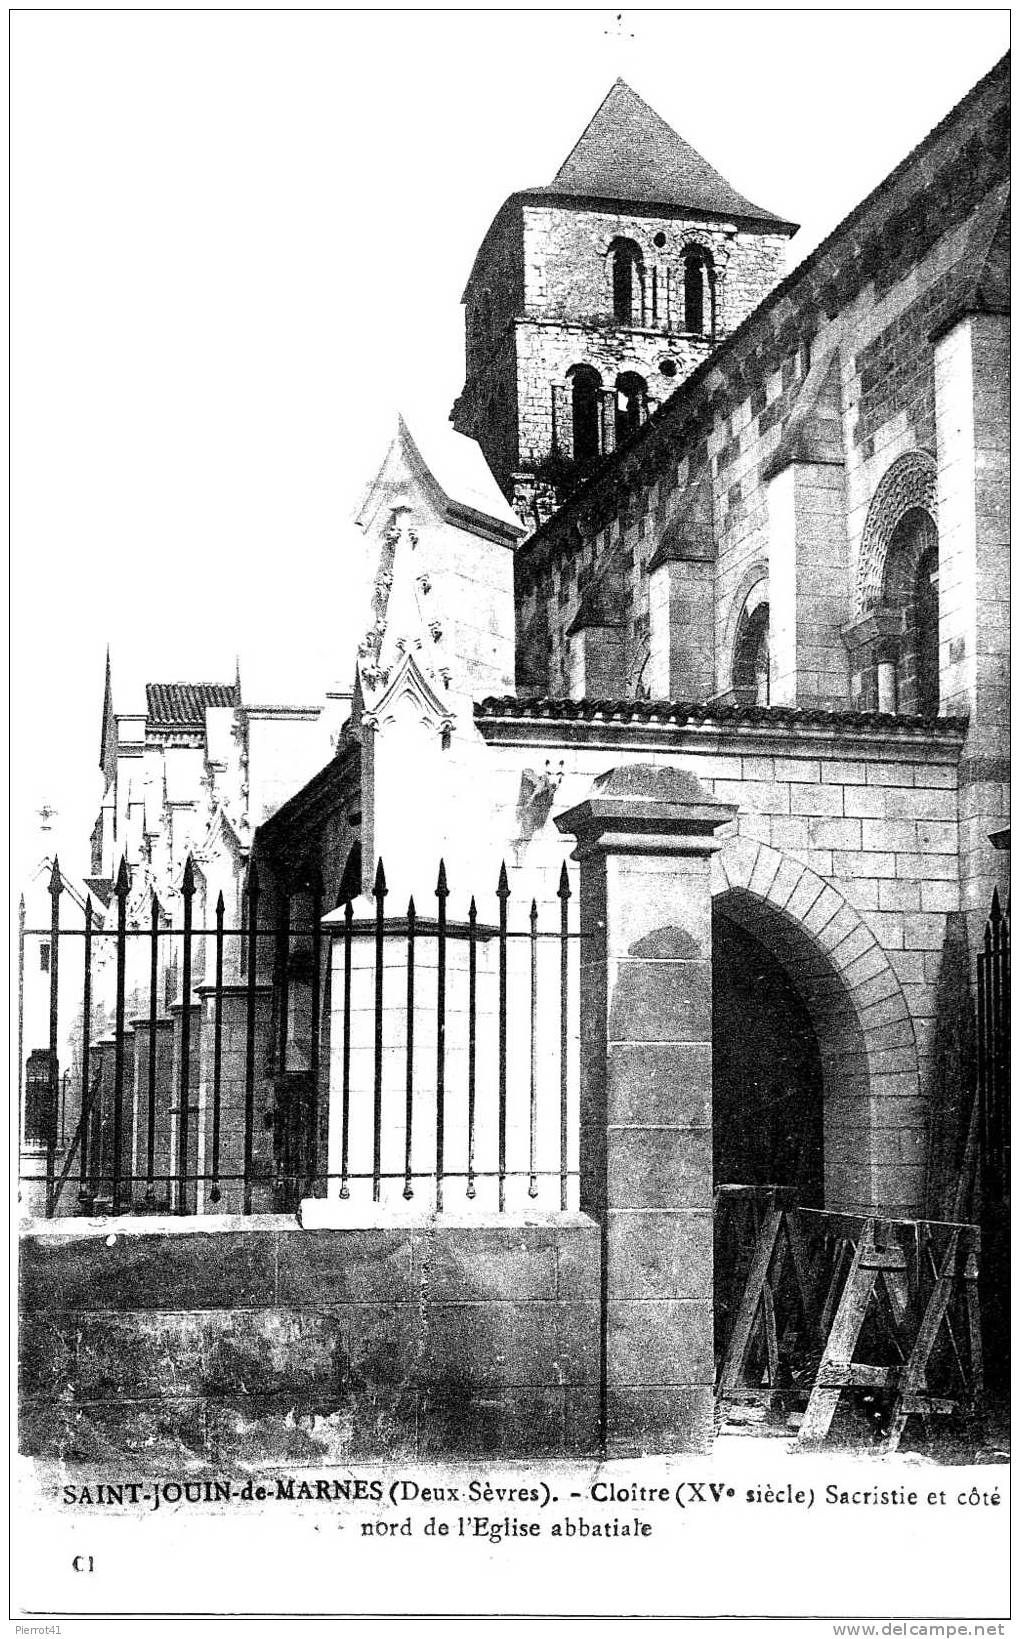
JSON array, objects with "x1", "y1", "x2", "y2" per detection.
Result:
[
  {"x1": 19, "y1": 1215, "x2": 602, "y2": 1315},
  {"x1": 556, "y1": 762, "x2": 738, "y2": 851},
  {"x1": 21, "y1": 1208, "x2": 596, "y2": 1235}
]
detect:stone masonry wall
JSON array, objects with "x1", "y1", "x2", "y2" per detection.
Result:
[
  {"x1": 454, "y1": 199, "x2": 788, "y2": 503},
  {"x1": 514, "y1": 320, "x2": 685, "y2": 471},
  {"x1": 20, "y1": 1216, "x2": 601, "y2": 1465},
  {"x1": 462, "y1": 202, "x2": 525, "y2": 383},
  {"x1": 453, "y1": 328, "x2": 521, "y2": 496},
  {"x1": 471, "y1": 716, "x2": 966, "y2": 1217},
  {"x1": 521, "y1": 204, "x2": 788, "y2": 333},
  {"x1": 513, "y1": 59, "x2": 1008, "y2": 707},
  {"x1": 934, "y1": 312, "x2": 1011, "y2": 941},
  {"x1": 512, "y1": 204, "x2": 787, "y2": 485},
  {"x1": 515, "y1": 203, "x2": 989, "y2": 706}
]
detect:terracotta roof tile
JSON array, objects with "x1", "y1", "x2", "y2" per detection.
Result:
[
  {"x1": 475, "y1": 696, "x2": 969, "y2": 735},
  {"x1": 145, "y1": 682, "x2": 239, "y2": 729}
]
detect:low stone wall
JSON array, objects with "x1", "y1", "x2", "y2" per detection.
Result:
[{"x1": 19, "y1": 1215, "x2": 601, "y2": 1467}]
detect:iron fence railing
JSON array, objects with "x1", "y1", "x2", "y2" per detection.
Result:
[
  {"x1": 19, "y1": 854, "x2": 582, "y2": 1220},
  {"x1": 976, "y1": 887, "x2": 1009, "y2": 1208}
]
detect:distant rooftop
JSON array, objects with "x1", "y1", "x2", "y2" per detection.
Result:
[
  {"x1": 356, "y1": 414, "x2": 524, "y2": 541},
  {"x1": 146, "y1": 681, "x2": 240, "y2": 730}
]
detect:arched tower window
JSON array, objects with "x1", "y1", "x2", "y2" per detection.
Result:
[
  {"x1": 615, "y1": 372, "x2": 648, "y2": 447},
  {"x1": 882, "y1": 508, "x2": 939, "y2": 717},
  {"x1": 683, "y1": 247, "x2": 715, "y2": 336},
  {"x1": 608, "y1": 238, "x2": 644, "y2": 325},
  {"x1": 568, "y1": 364, "x2": 602, "y2": 467},
  {"x1": 732, "y1": 600, "x2": 770, "y2": 705}
]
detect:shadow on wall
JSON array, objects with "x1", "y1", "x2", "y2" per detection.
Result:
[{"x1": 711, "y1": 911, "x2": 824, "y2": 1205}]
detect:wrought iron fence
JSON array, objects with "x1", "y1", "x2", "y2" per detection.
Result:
[
  {"x1": 18, "y1": 854, "x2": 581, "y2": 1219},
  {"x1": 976, "y1": 886, "x2": 1009, "y2": 1208}
]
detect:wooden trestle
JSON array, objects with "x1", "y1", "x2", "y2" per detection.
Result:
[{"x1": 714, "y1": 1184, "x2": 983, "y2": 1451}]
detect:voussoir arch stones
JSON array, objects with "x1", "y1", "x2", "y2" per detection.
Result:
[
  {"x1": 711, "y1": 834, "x2": 920, "y2": 1098},
  {"x1": 856, "y1": 450, "x2": 938, "y2": 615}
]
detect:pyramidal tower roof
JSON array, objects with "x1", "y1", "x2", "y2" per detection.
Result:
[{"x1": 541, "y1": 78, "x2": 795, "y2": 228}]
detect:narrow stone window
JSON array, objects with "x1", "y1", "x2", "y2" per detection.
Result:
[
  {"x1": 881, "y1": 508, "x2": 939, "y2": 717},
  {"x1": 914, "y1": 547, "x2": 939, "y2": 717},
  {"x1": 683, "y1": 248, "x2": 715, "y2": 336},
  {"x1": 615, "y1": 371, "x2": 648, "y2": 446},
  {"x1": 568, "y1": 364, "x2": 602, "y2": 467},
  {"x1": 608, "y1": 238, "x2": 644, "y2": 325},
  {"x1": 733, "y1": 601, "x2": 770, "y2": 705}
]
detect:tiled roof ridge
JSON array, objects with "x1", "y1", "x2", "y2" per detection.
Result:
[
  {"x1": 145, "y1": 680, "x2": 241, "y2": 727},
  {"x1": 542, "y1": 77, "x2": 792, "y2": 226},
  {"x1": 147, "y1": 679, "x2": 239, "y2": 691},
  {"x1": 474, "y1": 695, "x2": 969, "y2": 734}
]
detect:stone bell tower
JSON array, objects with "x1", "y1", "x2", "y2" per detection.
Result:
[{"x1": 451, "y1": 79, "x2": 798, "y2": 532}]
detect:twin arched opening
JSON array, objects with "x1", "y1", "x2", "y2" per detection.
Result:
[
  {"x1": 606, "y1": 237, "x2": 716, "y2": 334},
  {"x1": 565, "y1": 364, "x2": 650, "y2": 466}
]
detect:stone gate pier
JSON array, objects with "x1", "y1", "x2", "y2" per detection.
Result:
[{"x1": 556, "y1": 763, "x2": 736, "y2": 1454}]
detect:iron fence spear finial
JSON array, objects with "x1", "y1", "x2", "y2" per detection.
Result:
[
  {"x1": 496, "y1": 859, "x2": 509, "y2": 1212},
  {"x1": 558, "y1": 862, "x2": 571, "y2": 1210},
  {"x1": 78, "y1": 894, "x2": 95, "y2": 1211},
  {"x1": 177, "y1": 854, "x2": 196, "y2": 1215},
  {"x1": 467, "y1": 893, "x2": 478, "y2": 1201},
  {"x1": 112, "y1": 857, "x2": 129, "y2": 1213},
  {"x1": 45, "y1": 858, "x2": 64, "y2": 1215},
  {"x1": 435, "y1": 859, "x2": 449, "y2": 1212}
]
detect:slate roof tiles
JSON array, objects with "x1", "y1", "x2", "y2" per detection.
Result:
[{"x1": 537, "y1": 79, "x2": 794, "y2": 226}]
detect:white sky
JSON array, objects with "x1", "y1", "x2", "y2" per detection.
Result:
[{"x1": 10, "y1": 8, "x2": 1010, "y2": 880}]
